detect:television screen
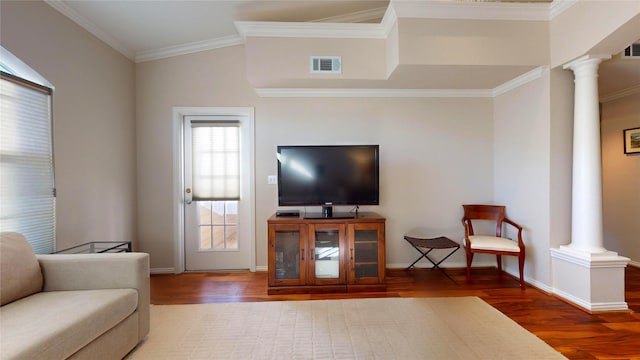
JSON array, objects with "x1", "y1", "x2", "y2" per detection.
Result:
[{"x1": 277, "y1": 145, "x2": 379, "y2": 209}]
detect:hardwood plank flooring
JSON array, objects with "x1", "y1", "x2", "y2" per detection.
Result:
[{"x1": 151, "y1": 265, "x2": 640, "y2": 359}]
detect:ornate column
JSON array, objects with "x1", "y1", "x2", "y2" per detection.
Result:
[
  {"x1": 550, "y1": 54, "x2": 629, "y2": 312},
  {"x1": 564, "y1": 55, "x2": 608, "y2": 254}
]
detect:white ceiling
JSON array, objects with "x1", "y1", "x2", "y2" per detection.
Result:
[{"x1": 45, "y1": 0, "x2": 638, "y2": 97}]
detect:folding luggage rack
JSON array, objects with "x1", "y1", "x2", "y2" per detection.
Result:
[{"x1": 404, "y1": 235, "x2": 460, "y2": 283}]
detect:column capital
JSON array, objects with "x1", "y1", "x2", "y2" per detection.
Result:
[{"x1": 563, "y1": 54, "x2": 612, "y2": 72}]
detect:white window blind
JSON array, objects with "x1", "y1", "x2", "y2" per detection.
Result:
[
  {"x1": 191, "y1": 120, "x2": 240, "y2": 201},
  {"x1": 0, "y1": 72, "x2": 55, "y2": 254}
]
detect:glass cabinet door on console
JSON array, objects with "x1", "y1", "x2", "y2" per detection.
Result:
[
  {"x1": 348, "y1": 223, "x2": 385, "y2": 285},
  {"x1": 268, "y1": 224, "x2": 307, "y2": 286},
  {"x1": 267, "y1": 213, "x2": 385, "y2": 294},
  {"x1": 308, "y1": 224, "x2": 346, "y2": 285}
]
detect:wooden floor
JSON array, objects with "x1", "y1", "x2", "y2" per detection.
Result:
[{"x1": 151, "y1": 265, "x2": 640, "y2": 360}]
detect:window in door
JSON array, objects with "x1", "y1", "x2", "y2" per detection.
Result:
[
  {"x1": 198, "y1": 200, "x2": 238, "y2": 250},
  {"x1": 190, "y1": 119, "x2": 240, "y2": 252}
]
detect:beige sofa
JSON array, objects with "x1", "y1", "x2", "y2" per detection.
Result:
[{"x1": 0, "y1": 232, "x2": 150, "y2": 360}]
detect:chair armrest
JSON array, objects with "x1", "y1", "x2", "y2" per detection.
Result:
[
  {"x1": 503, "y1": 217, "x2": 524, "y2": 248},
  {"x1": 36, "y1": 253, "x2": 150, "y2": 340},
  {"x1": 461, "y1": 217, "x2": 471, "y2": 246},
  {"x1": 503, "y1": 217, "x2": 522, "y2": 231}
]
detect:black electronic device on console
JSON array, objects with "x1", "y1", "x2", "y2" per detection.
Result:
[{"x1": 275, "y1": 210, "x2": 300, "y2": 217}]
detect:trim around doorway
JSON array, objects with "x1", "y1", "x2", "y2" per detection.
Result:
[{"x1": 172, "y1": 106, "x2": 256, "y2": 273}]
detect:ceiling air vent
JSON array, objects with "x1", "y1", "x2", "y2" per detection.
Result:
[
  {"x1": 622, "y1": 42, "x2": 640, "y2": 58},
  {"x1": 311, "y1": 56, "x2": 341, "y2": 74}
]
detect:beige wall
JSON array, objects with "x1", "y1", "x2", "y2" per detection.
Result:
[
  {"x1": 550, "y1": 1, "x2": 640, "y2": 67},
  {"x1": 493, "y1": 71, "x2": 555, "y2": 286},
  {"x1": 257, "y1": 97, "x2": 495, "y2": 269},
  {"x1": 245, "y1": 37, "x2": 387, "y2": 88},
  {"x1": 398, "y1": 18, "x2": 548, "y2": 66},
  {"x1": 0, "y1": 1, "x2": 137, "y2": 250},
  {"x1": 386, "y1": 21, "x2": 400, "y2": 78},
  {"x1": 135, "y1": 46, "x2": 258, "y2": 269},
  {"x1": 135, "y1": 45, "x2": 495, "y2": 270},
  {"x1": 549, "y1": 66, "x2": 575, "y2": 252},
  {"x1": 601, "y1": 93, "x2": 640, "y2": 265}
]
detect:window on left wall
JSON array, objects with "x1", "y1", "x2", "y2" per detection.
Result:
[{"x1": 0, "y1": 47, "x2": 55, "y2": 254}]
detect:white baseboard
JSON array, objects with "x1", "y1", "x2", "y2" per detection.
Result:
[
  {"x1": 501, "y1": 267, "x2": 553, "y2": 293},
  {"x1": 151, "y1": 267, "x2": 267, "y2": 274},
  {"x1": 386, "y1": 260, "x2": 495, "y2": 269},
  {"x1": 551, "y1": 287, "x2": 629, "y2": 312},
  {"x1": 150, "y1": 267, "x2": 176, "y2": 274}
]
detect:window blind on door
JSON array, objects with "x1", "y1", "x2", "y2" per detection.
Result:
[
  {"x1": 190, "y1": 120, "x2": 240, "y2": 201},
  {"x1": 0, "y1": 72, "x2": 55, "y2": 254}
]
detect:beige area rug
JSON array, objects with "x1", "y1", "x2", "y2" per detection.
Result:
[{"x1": 126, "y1": 297, "x2": 566, "y2": 360}]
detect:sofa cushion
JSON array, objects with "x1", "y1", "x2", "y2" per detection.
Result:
[
  {"x1": 0, "y1": 288, "x2": 138, "y2": 360},
  {"x1": 0, "y1": 232, "x2": 43, "y2": 306}
]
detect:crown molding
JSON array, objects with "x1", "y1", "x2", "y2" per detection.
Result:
[
  {"x1": 44, "y1": 0, "x2": 135, "y2": 60},
  {"x1": 600, "y1": 84, "x2": 640, "y2": 103},
  {"x1": 255, "y1": 88, "x2": 492, "y2": 98},
  {"x1": 256, "y1": 82, "x2": 640, "y2": 102},
  {"x1": 550, "y1": 0, "x2": 578, "y2": 19},
  {"x1": 311, "y1": 7, "x2": 388, "y2": 23},
  {"x1": 135, "y1": 35, "x2": 244, "y2": 63},
  {"x1": 235, "y1": 21, "x2": 387, "y2": 39},
  {"x1": 492, "y1": 66, "x2": 547, "y2": 97},
  {"x1": 47, "y1": 0, "x2": 575, "y2": 62},
  {"x1": 380, "y1": 5, "x2": 398, "y2": 37},
  {"x1": 255, "y1": 66, "x2": 551, "y2": 99},
  {"x1": 236, "y1": 1, "x2": 569, "y2": 41},
  {"x1": 390, "y1": 0, "x2": 552, "y2": 21}
]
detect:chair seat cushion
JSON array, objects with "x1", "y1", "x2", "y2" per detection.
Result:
[{"x1": 468, "y1": 235, "x2": 520, "y2": 252}]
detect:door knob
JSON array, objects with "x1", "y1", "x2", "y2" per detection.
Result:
[{"x1": 185, "y1": 188, "x2": 192, "y2": 204}]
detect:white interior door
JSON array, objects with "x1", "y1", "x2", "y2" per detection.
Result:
[{"x1": 183, "y1": 111, "x2": 253, "y2": 271}]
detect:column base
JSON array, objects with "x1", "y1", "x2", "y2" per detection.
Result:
[{"x1": 550, "y1": 247, "x2": 629, "y2": 312}]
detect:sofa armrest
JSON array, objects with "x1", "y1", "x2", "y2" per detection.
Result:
[{"x1": 36, "y1": 253, "x2": 150, "y2": 340}]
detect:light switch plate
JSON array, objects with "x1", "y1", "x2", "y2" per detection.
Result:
[{"x1": 267, "y1": 175, "x2": 277, "y2": 185}]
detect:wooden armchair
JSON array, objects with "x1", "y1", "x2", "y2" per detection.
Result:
[{"x1": 461, "y1": 204, "x2": 525, "y2": 289}]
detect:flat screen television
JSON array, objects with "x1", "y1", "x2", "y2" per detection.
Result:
[{"x1": 277, "y1": 145, "x2": 379, "y2": 218}]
